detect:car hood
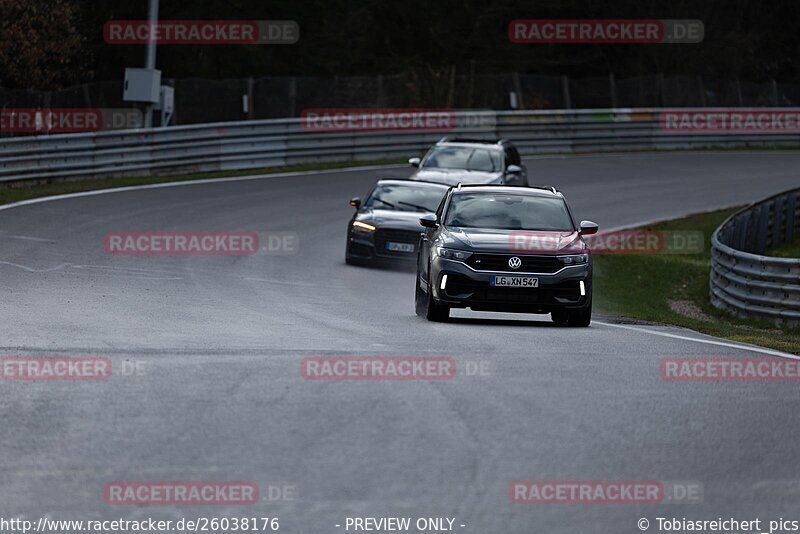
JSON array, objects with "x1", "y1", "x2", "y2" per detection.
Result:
[
  {"x1": 442, "y1": 228, "x2": 585, "y2": 254},
  {"x1": 356, "y1": 209, "x2": 429, "y2": 231},
  {"x1": 411, "y1": 168, "x2": 501, "y2": 186}
]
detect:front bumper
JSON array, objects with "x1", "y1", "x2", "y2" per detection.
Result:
[
  {"x1": 430, "y1": 256, "x2": 592, "y2": 313},
  {"x1": 347, "y1": 228, "x2": 421, "y2": 263}
]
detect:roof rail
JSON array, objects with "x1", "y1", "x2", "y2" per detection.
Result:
[
  {"x1": 440, "y1": 137, "x2": 499, "y2": 145},
  {"x1": 437, "y1": 136, "x2": 452, "y2": 144},
  {"x1": 529, "y1": 185, "x2": 558, "y2": 194}
]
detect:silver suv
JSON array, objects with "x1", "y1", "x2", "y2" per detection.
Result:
[{"x1": 408, "y1": 138, "x2": 528, "y2": 187}]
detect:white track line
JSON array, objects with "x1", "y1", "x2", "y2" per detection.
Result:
[
  {"x1": 0, "y1": 160, "x2": 795, "y2": 358},
  {"x1": 596, "y1": 321, "x2": 799, "y2": 360},
  {"x1": 0, "y1": 163, "x2": 401, "y2": 214}
]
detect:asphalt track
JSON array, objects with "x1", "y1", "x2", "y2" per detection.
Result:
[{"x1": 1, "y1": 151, "x2": 800, "y2": 533}]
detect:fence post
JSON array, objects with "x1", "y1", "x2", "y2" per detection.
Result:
[
  {"x1": 447, "y1": 65, "x2": 456, "y2": 108},
  {"x1": 772, "y1": 195, "x2": 785, "y2": 247},
  {"x1": 82, "y1": 83, "x2": 92, "y2": 107},
  {"x1": 466, "y1": 60, "x2": 475, "y2": 108},
  {"x1": 289, "y1": 77, "x2": 297, "y2": 117},
  {"x1": 698, "y1": 76, "x2": 707, "y2": 106},
  {"x1": 562, "y1": 75, "x2": 572, "y2": 109},
  {"x1": 513, "y1": 72, "x2": 524, "y2": 110},
  {"x1": 609, "y1": 73, "x2": 617, "y2": 108},
  {"x1": 735, "y1": 77, "x2": 744, "y2": 106},
  {"x1": 772, "y1": 80, "x2": 780, "y2": 106},
  {"x1": 247, "y1": 77, "x2": 254, "y2": 120}
]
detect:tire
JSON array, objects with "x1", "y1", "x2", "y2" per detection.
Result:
[
  {"x1": 551, "y1": 299, "x2": 592, "y2": 327},
  {"x1": 415, "y1": 270, "x2": 427, "y2": 317},
  {"x1": 568, "y1": 299, "x2": 592, "y2": 327},
  {"x1": 424, "y1": 269, "x2": 449, "y2": 322}
]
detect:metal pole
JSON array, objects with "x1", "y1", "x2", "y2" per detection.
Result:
[{"x1": 143, "y1": 0, "x2": 159, "y2": 128}]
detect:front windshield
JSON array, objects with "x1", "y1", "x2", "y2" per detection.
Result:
[
  {"x1": 365, "y1": 184, "x2": 447, "y2": 212},
  {"x1": 445, "y1": 193, "x2": 574, "y2": 231},
  {"x1": 421, "y1": 146, "x2": 503, "y2": 172}
]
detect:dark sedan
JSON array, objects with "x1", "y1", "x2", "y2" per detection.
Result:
[{"x1": 346, "y1": 179, "x2": 450, "y2": 265}]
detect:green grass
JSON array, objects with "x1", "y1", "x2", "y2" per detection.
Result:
[
  {"x1": 0, "y1": 158, "x2": 405, "y2": 206},
  {"x1": 767, "y1": 236, "x2": 800, "y2": 258},
  {"x1": 593, "y1": 208, "x2": 800, "y2": 354}
]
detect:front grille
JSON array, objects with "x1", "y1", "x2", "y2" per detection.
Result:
[
  {"x1": 465, "y1": 253, "x2": 562, "y2": 273},
  {"x1": 374, "y1": 229, "x2": 421, "y2": 257},
  {"x1": 444, "y1": 275, "x2": 581, "y2": 303},
  {"x1": 348, "y1": 242, "x2": 372, "y2": 257}
]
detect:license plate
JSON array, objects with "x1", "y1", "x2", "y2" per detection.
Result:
[
  {"x1": 386, "y1": 241, "x2": 415, "y2": 252},
  {"x1": 491, "y1": 276, "x2": 539, "y2": 287}
]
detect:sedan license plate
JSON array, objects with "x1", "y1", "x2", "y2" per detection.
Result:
[
  {"x1": 491, "y1": 276, "x2": 539, "y2": 287},
  {"x1": 386, "y1": 241, "x2": 415, "y2": 252}
]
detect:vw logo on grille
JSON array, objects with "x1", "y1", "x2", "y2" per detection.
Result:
[{"x1": 508, "y1": 256, "x2": 522, "y2": 269}]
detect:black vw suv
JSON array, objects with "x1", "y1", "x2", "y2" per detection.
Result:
[{"x1": 415, "y1": 185, "x2": 598, "y2": 326}]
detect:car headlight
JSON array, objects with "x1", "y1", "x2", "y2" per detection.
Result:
[
  {"x1": 352, "y1": 221, "x2": 376, "y2": 232},
  {"x1": 435, "y1": 247, "x2": 472, "y2": 261},
  {"x1": 557, "y1": 253, "x2": 589, "y2": 265}
]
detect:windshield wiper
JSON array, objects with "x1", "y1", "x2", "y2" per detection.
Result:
[
  {"x1": 397, "y1": 201, "x2": 431, "y2": 212},
  {"x1": 373, "y1": 198, "x2": 396, "y2": 208}
]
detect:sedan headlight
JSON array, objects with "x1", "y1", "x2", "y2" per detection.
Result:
[
  {"x1": 352, "y1": 221, "x2": 376, "y2": 232},
  {"x1": 557, "y1": 253, "x2": 589, "y2": 265},
  {"x1": 435, "y1": 247, "x2": 472, "y2": 261}
]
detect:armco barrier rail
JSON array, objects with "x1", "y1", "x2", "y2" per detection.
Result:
[
  {"x1": 710, "y1": 188, "x2": 800, "y2": 326},
  {"x1": 2, "y1": 108, "x2": 800, "y2": 184}
]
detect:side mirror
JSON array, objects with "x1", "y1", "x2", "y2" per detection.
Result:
[
  {"x1": 350, "y1": 197, "x2": 361, "y2": 208},
  {"x1": 579, "y1": 220, "x2": 599, "y2": 235},
  {"x1": 408, "y1": 157, "x2": 421, "y2": 168},
  {"x1": 506, "y1": 164, "x2": 522, "y2": 174},
  {"x1": 419, "y1": 214, "x2": 439, "y2": 228}
]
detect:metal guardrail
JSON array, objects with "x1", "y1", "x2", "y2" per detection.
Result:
[
  {"x1": 710, "y1": 188, "x2": 800, "y2": 326},
  {"x1": 2, "y1": 108, "x2": 800, "y2": 184}
]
